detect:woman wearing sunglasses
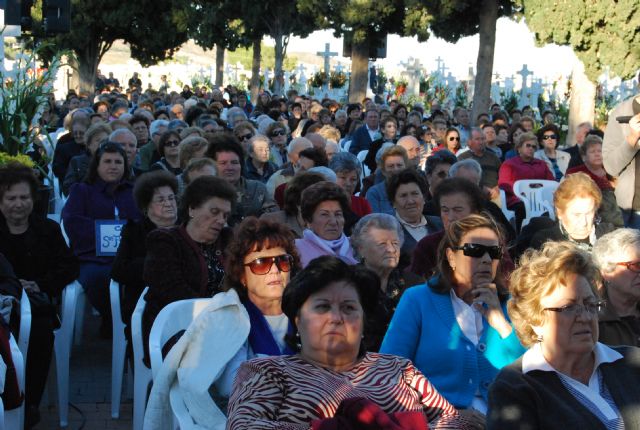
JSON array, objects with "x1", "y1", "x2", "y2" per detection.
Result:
[
  {"x1": 535, "y1": 124, "x2": 570, "y2": 181},
  {"x1": 593, "y1": 229, "x2": 640, "y2": 347},
  {"x1": 433, "y1": 128, "x2": 462, "y2": 155},
  {"x1": 149, "y1": 130, "x2": 182, "y2": 175},
  {"x1": 381, "y1": 214, "x2": 524, "y2": 417}
]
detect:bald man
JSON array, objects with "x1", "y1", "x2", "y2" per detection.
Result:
[
  {"x1": 397, "y1": 136, "x2": 421, "y2": 168},
  {"x1": 266, "y1": 137, "x2": 313, "y2": 198}
]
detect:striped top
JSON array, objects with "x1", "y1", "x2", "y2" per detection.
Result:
[{"x1": 226, "y1": 352, "x2": 471, "y2": 429}]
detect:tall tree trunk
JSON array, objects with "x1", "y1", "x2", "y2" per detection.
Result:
[
  {"x1": 74, "y1": 42, "x2": 100, "y2": 96},
  {"x1": 566, "y1": 61, "x2": 596, "y2": 147},
  {"x1": 471, "y1": 0, "x2": 498, "y2": 124},
  {"x1": 249, "y1": 38, "x2": 261, "y2": 103},
  {"x1": 349, "y1": 38, "x2": 369, "y2": 103},
  {"x1": 215, "y1": 44, "x2": 224, "y2": 87},
  {"x1": 273, "y1": 34, "x2": 284, "y2": 96}
]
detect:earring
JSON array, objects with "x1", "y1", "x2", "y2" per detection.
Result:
[
  {"x1": 536, "y1": 334, "x2": 543, "y2": 343},
  {"x1": 295, "y1": 332, "x2": 302, "y2": 350},
  {"x1": 451, "y1": 265, "x2": 456, "y2": 271}
]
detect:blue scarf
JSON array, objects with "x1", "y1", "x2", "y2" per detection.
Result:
[{"x1": 242, "y1": 299, "x2": 295, "y2": 356}]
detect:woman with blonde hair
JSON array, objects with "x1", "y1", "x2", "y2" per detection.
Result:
[{"x1": 488, "y1": 241, "x2": 640, "y2": 429}]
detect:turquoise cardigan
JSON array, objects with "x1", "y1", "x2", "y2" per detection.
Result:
[{"x1": 380, "y1": 276, "x2": 525, "y2": 408}]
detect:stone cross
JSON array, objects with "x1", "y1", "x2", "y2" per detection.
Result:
[
  {"x1": 504, "y1": 75, "x2": 515, "y2": 94},
  {"x1": 231, "y1": 63, "x2": 241, "y2": 82},
  {"x1": 400, "y1": 57, "x2": 423, "y2": 96},
  {"x1": 335, "y1": 61, "x2": 344, "y2": 74},
  {"x1": 316, "y1": 43, "x2": 337, "y2": 90},
  {"x1": 517, "y1": 64, "x2": 533, "y2": 91},
  {"x1": 435, "y1": 56, "x2": 444, "y2": 75}
]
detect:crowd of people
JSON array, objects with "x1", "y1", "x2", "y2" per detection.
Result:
[{"x1": 2, "y1": 74, "x2": 640, "y2": 429}]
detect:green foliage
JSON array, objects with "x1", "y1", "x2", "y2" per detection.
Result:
[
  {"x1": 310, "y1": 72, "x2": 328, "y2": 88},
  {"x1": 594, "y1": 90, "x2": 616, "y2": 130},
  {"x1": 500, "y1": 90, "x2": 520, "y2": 114},
  {"x1": 330, "y1": 71, "x2": 348, "y2": 89},
  {"x1": 518, "y1": 0, "x2": 640, "y2": 81},
  {"x1": 453, "y1": 83, "x2": 468, "y2": 108},
  {"x1": 225, "y1": 43, "x2": 298, "y2": 71}
]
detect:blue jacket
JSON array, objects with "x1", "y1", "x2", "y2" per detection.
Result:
[
  {"x1": 62, "y1": 179, "x2": 141, "y2": 264},
  {"x1": 380, "y1": 276, "x2": 525, "y2": 408},
  {"x1": 365, "y1": 181, "x2": 394, "y2": 215},
  {"x1": 348, "y1": 125, "x2": 375, "y2": 155}
]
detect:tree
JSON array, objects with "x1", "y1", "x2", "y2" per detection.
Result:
[
  {"x1": 518, "y1": 0, "x2": 640, "y2": 143},
  {"x1": 34, "y1": 0, "x2": 188, "y2": 94},
  {"x1": 297, "y1": 0, "x2": 423, "y2": 103},
  {"x1": 405, "y1": 0, "x2": 516, "y2": 121},
  {"x1": 240, "y1": 0, "x2": 317, "y2": 96}
]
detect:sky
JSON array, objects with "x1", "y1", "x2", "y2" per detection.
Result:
[{"x1": 266, "y1": 18, "x2": 581, "y2": 85}]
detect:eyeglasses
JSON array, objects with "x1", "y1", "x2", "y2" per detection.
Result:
[
  {"x1": 448, "y1": 136, "x2": 460, "y2": 141},
  {"x1": 244, "y1": 254, "x2": 293, "y2": 275},
  {"x1": 542, "y1": 134, "x2": 558, "y2": 140},
  {"x1": 151, "y1": 195, "x2": 176, "y2": 205},
  {"x1": 165, "y1": 140, "x2": 180, "y2": 147},
  {"x1": 271, "y1": 130, "x2": 286, "y2": 137},
  {"x1": 452, "y1": 243, "x2": 503, "y2": 259},
  {"x1": 239, "y1": 133, "x2": 254, "y2": 141},
  {"x1": 616, "y1": 261, "x2": 640, "y2": 273},
  {"x1": 544, "y1": 301, "x2": 605, "y2": 317},
  {"x1": 524, "y1": 143, "x2": 538, "y2": 149}
]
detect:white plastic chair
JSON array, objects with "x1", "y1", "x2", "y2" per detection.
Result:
[
  {"x1": 8, "y1": 288, "x2": 31, "y2": 430},
  {"x1": 131, "y1": 287, "x2": 151, "y2": 430},
  {"x1": 536, "y1": 186, "x2": 558, "y2": 220},
  {"x1": 148, "y1": 298, "x2": 212, "y2": 380},
  {"x1": 356, "y1": 150, "x2": 371, "y2": 178},
  {"x1": 109, "y1": 280, "x2": 128, "y2": 419},
  {"x1": 513, "y1": 179, "x2": 559, "y2": 228},
  {"x1": 53, "y1": 281, "x2": 83, "y2": 428},
  {"x1": 4, "y1": 336, "x2": 23, "y2": 430},
  {"x1": 343, "y1": 140, "x2": 352, "y2": 153},
  {"x1": 499, "y1": 189, "x2": 516, "y2": 229},
  {"x1": 0, "y1": 397, "x2": 5, "y2": 430}
]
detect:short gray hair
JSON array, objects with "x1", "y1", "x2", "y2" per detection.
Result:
[
  {"x1": 248, "y1": 134, "x2": 270, "y2": 154},
  {"x1": 227, "y1": 107, "x2": 247, "y2": 128},
  {"x1": 307, "y1": 166, "x2": 337, "y2": 182},
  {"x1": 450, "y1": 158, "x2": 482, "y2": 179},
  {"x1": 329, "y1": 152, "x2": 361, "y2": 178},
  {"x1": 109, "y1": 128, "x2": 136, "y2": 142},
  {"x1": 334, "y1": 109, "x2": 347, "y2": 119},
  {"x1": 593, "y1": 228, "x2": 640, "y2": 274},
  {"x1": 150, "y1": 119, "x2": 169, "y2": 137},
  {"x1": 351, "y1": 213, "x2": 404, "y2": 260}
]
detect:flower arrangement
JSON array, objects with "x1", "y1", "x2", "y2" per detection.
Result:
[
  {"x1": 394, "y1": 79, "x2": 408, "y2": 98},
  {"x1": 329, "y1": 71, "x2": 347, "y2": 89},
  {"x1": 0, "y1": 152, "x2": 35, "y2": 168},
  {"x1": 310, "y1": 72, "x2": 328, "y2": 88}
]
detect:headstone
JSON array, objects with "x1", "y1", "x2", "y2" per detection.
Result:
[
  {"x1": 504, "y1": 75, "x2": 515, "y2": 95},
  {"x1": 435, "y1": 56, "x2": 444, "y2": 76},
  {"x1": 400, "y1": 57, "x2": 423, "y2": 96},
  {"x1": 264, "y1": 68, "x2": 272, "y2": 87},
  {"x1": 283, "y1": 71, "x2": 291, "y2": 92},
  {"x1": 335, "y1": 62, "x2": 344, "y2": 74},
  {"x1": 466, "y1": 64, "x2": 475, "y2": 102}
]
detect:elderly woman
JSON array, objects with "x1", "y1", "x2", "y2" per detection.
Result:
[
  {"x1": 244, "y1": 135, "x2": 278, "y2": 183},
  {"x1": 266, "y1": 122, "x2": 289, "y2": 167},
  {"x1": 424, "y1": 149, "x2": 458, "y2": 206},
  {"x1": 387, "y1": 168, "x2": 442, "y2": 258},
  {"x1": 62, "y1": 141, "x2": 141, "y2": 334},
  {"x1": 365, "y1": 145, "x2": 409, "y2": 215},
  {"x1": 488, "y1": 241, "x2": 640, "y2": 429},
  {"x1": 329, "y1": 152, "x2": 372, "y2": 218},
  {"x1": 382, "y1": 214, "x2": 524, "y2": 413},
  {"x1": 351, "y1": 214, "x2": 423, "y2": 351},
  {"x1": 295, "y1": 181, "x2": 358, "y2": 267},
  {"x1": 593, "y1": 229, "x2": 640, "y2": 347},
  {"x1": 142, "y1": 176, "x2": 235, "y2": 360},
  {"x1": 178, "y1": 157, "x2": 216, "y2": 195},
  {"x1": 62, "y1": 122, "x2": 112, "y2": 195},
  {"x1": 530, "y1": 172, "x2": 614, "y2": 251},
  {"x1": 227, "y1": 256, "x2": 472, "y2": 429},
  {"x1": 0, "y1": 163, "x2": 78, "y2": 425},
  {"x1": 535, "y1": 124, "x2": 570, "y2": 181},
  {"x1": 261, "y1": 172, "x2": 325, "y2": 238},
  {"x1": 178, "y1": 135, "x2": 209, "y2": 170},
  {"x1": 149, "y1": 130, "x2": 182, "y2": 175},
  {"x1": 112, "y1": 171, "x2": 178, "y2": 331},
  {"x1": 499, "y1": 131, "x2": 554, "y2": 230},
  {"x1": 567, "y1": 135, "x2": 623, "y2": 227}
]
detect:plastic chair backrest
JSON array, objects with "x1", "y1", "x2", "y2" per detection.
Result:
[
  {"x1": 536, "y1": 185, "x2": 558, "y2": 220},
  {"x1": 343, "y1": 140, "x2": 352, "y2": 153},
  {"x1": 109, "y1": 280, "x2": 128, "y2": 419},
  {"x1": 131, "y1": 287, "x2": 149, "y2": 375},
  {"x1": 131, "y1": 287, "x2": 151, "y2": 430},
  {"x1": 148, "y1": 298, "x2": 212, "y2": 380},
  {"x1": 513, "y1": 179, "x2": 558, "y2": 218},
  {"x1": 17, "y1": 288, "x2": 31, "y2": 365},
  {"x1": 356, "y1": 150, "x2": 371, "y2": 178},
  {"x1": 169, "y1": 384, "x2": 196, "y2": 428}
]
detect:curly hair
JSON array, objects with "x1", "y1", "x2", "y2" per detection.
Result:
[
  {"x1": 223, "y1": 217, "x2": 301, "y2": 299},
  {"x1": 299, "y1": 181, "x2": 350, "y2": 223},
  {"x1": 0, "y1": 162, "x2": 39, "y2": 200},
  {"x1": 385, "y1": 168, "x2": 427, "y2": 203},
  {"x1": 283, "y1": 172, "x2": 326, "y2": 216},
  {"x1": 508, "y1": 241, "x2": 600, "y2": 348},
  {"x1": 133, "y1": 170, "x2": 179, "y2": 213}
]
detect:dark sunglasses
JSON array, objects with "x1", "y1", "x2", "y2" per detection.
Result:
[
  {"x1": 271, "y1": 130, "x2": 286, "y2": 137},
  {"x1": 524, "y1": 143, "x2": 538, "y2": 149},
  {"x1": 244, "y1": 254, "x2": 293, "y2": 275},
  {"x1": 542, "y1": 134, "x2": 558, "y2": 140},
  {"x1": 165, "y1": 140, "x2": 180, "y2": 147},
  {"x1": 239, "y1": 133, "x2": 254, "y2": 141},
  {"x1": 452, "y1": 243, "x2": 502, "y2": 260},
  {"x1": 448, "y1": 136, "x2": 460, "y2": 141}
]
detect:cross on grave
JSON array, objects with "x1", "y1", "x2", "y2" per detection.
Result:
[
  {"x1": 316, "y1": 43, "x2": 338, "y2": 90},
  {"x1": 335, "y1": 61, "x2": 344, "y2": 74},
  {"x1": 517, "y1": 64, "x2": 533, "y2": 90},
  {"x1": 231, "y1": 63, "x2": 241, "y2": 82},
  {"x1": 435, "y1": 56, "x2": 444, "y2": 75},
  {"x1": 198, "y1": 66, "x2": 206, "y2": 80},
  {"x1": 295, "y1": 64, "x2": 307, "y2": 79}
]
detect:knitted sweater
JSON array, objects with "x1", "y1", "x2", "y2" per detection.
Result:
[{"x1": 380, "y1": 277, "x2": 525, "y2": 408}]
